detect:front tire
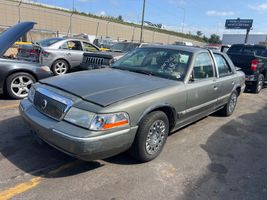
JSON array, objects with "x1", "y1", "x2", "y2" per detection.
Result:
[
  {"x1": 52, "y1": 59, "x2": 69, "y2": 75},
  {"x1": 219, "y1": 90, "x2": 238, "y2": 116},
  {"x1": 6, "y1": 72, "x2": 36, "y2": 99},
  {"x1": 129, "y1": 111, "x2": 169, "y2": 162}
]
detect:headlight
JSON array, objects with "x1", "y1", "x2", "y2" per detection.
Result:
[
  {"x1": 90, "y1": 112, "x2": 129, "y2": 130},
  {"x1": 28, "y1": 86, "x2": 36, "y2": 102},
  {"x1": 64, "y1": 107, "x2": 129, "y2": 130},
  {"x1": 38, "y1": 66, "x2": 51, "y2": 72},
  {"x1": 64, "y1": 107, "x2": 95, "y2": 129}
]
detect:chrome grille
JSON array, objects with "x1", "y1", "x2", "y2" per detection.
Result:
[
  {"x1": 84, "y1": 57, "x2": 105, "y2": 65},
  {"x1": 33, "y1": 88, "x2": 73, "y2": 120}
]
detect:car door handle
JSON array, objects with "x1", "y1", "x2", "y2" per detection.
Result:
[{"x1": 214, "y1": 86, "x2": 218, "y2": 90}]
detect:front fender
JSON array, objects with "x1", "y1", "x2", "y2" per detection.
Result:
[{"x1": 137, "y1": 103, "x2": 177, "y2": 127}]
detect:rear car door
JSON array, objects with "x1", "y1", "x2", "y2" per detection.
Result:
[
  {"x1": 60, "y1": 40, "x2": 84, "y2": 67},
  {"x1": 185, "y1": 52, "x2": 219, "y2": 120},
  {"x1": 213, "y1": 53, "x2": 236, "y2": 108}
]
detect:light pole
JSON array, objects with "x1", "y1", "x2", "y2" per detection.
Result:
[
  {"x1": 180, "y1": 7, "x2": 185, "y2": 33},
  {"x1": 140, "y1": 0, "x2": 146, "y2": 42}
]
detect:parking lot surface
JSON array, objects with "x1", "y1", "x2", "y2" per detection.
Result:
[{"x1": 0, "y1": 90, "x2": 267, "y2": 200}]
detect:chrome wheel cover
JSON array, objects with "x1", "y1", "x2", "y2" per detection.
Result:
[
  {"x1": 10, "y1": 75, "x2": 33, "y2": 98},
  {"x1": 55, "y1": 62, "x2": 67, "y2": 75},
  {"x1": 228, "y1": 93, "x2": 237, "y2": 113},
  {"x1": 145, "y1": 120, "x2": 167, "y2": 155}
]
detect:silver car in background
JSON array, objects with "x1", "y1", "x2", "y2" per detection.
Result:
[{"x1": 39, "y1": 38, "x2": 100, "y2": 75}]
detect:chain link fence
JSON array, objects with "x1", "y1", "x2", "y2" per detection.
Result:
[{"x1": 0, "y1": 0, "x2": 204, "y2": 45}]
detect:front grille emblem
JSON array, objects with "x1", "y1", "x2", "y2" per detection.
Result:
[{"x1": 41, "y1": 99, "x2": 48, "y2": 110}]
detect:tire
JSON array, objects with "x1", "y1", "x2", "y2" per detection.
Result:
[
  {"x1": 252, "y1": 74, "x2": 264, "y2": 94},
  {"x1": 52, "y1": 59, "x2": 69, "y2": 75},
  {"x1": 129, "y1": 111, "x2": 169, "y2": 162},
  {"x1": 219, "y1": 90, "x2": 238, "y2": 117},
  {"x1": 6, "y1": 72, "x2": 36, "y2": 99}
]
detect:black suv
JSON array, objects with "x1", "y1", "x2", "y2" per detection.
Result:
[{"x1": 227, "y1": 44, "x2": 267, "y2": 93}]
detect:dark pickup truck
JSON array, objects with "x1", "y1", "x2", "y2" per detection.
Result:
[{"x1": 227, "y1": 44, "x2": 267, "y2": 93}]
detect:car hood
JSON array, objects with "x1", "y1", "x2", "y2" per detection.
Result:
[
  {"x1": 0, "y1": 22, "x2": 36, "y2": 56},
  {"x1": 40, "y1": 68, "x2": 177, "y2": 107}
]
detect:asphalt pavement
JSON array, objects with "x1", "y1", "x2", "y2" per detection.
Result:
[{"x1": 0, "y1": 90, "x2": 267, "y2": 200}]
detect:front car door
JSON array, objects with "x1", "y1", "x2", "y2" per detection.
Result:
[
  {"x1": 183, "y1": 52, "x2": 219, "y2": 122},
  {"x1": 82, "y1": 42, "x2": 100, "y2": 53},
  {"x1": 213, "y1": 52, "x2": 236, "y2": 108}
]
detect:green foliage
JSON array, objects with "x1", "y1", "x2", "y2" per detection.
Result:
[{"x1": 208, "y1": 34, "x2": 222, "y2": 44}]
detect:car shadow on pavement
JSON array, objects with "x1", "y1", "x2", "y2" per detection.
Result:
[
  {"x1": 0, "y1": 116, "x2": 104, "y2": 178},
  {"x1": 0, "y1": 94, "x2": 13, "y2": 100},
  {"x1": 181, "y1": 104, "x2": 267, "y2": 200}
]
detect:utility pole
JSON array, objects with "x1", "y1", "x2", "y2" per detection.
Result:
[
  {"x1": 69, "y1": 0, "x2": 74, "y2": 36},
  {"x1": 18, "y1": 0, "x2": 23, "y2": 23},
  {"x1": 140, "y1": 0, "x2": 146, "y2": 43}
]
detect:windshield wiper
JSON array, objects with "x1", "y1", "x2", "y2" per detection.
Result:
[{"x1": 128, "y1": 69, "x2": 157, "y2": 76}]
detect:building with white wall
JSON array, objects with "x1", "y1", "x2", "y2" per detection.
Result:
[{"x1": 222, "y1": 34, "x2": 267, "y2": 45}]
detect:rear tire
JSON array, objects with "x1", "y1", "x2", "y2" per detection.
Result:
[
  {"x1": 129, "y1": 111, "x2": 169, "y2": 162},
  {"x1": 252, "y1": 74, "x2": 264, "y2": 93},
  {"x1": 6, "y1": 72, "x2": 36, "y2": 99},
  {"x1": 219, "y1": 90, "x2": 238, "y2": 117},
  {"x1": 52, "y1": 59, "x2": 69, "y2": 75}
]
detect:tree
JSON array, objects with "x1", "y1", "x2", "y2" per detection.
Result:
[
  {"x1": 196, "y1": 30, "x2": 203, "y2": 37},
  {"x1": 202, "y1": 35, "x2": 209, "y2": 43},
  {"x1": 208, "y1": 34, "x2": 221, "y2": 44},
  {"x1": 117, "y1": 15, "x2": 123, "y2": 21}
]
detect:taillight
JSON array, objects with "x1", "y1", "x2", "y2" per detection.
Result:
[
  {"x1": 42, "y1": 51, "x2": 50, "y2": 57},
  {"x1": 251, "y1": 59, "x2": 258, "y2": 71},
  {"x1": 30, "y1": 49, "x2": 37, "y2": 54}
]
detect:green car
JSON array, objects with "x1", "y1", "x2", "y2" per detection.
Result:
[{"x1": 20, "y1": 46, "x2": 245, "y2": 162}]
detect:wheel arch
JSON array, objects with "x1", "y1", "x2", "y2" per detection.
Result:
[
  {"x1": 137, "y1": 104, "x2": 177, "y2": 132},
  {"x1": 4, "y1": 69, "x2": 37, "y2": 91},
  {"x1": 52, "y1": 58, "x2": 71, "y2": 69}
]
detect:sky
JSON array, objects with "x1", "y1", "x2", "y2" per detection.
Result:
[{"x1": 28, "y1": 0, "x2": 267, "y2": 37}]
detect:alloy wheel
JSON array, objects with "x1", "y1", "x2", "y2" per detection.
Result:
[
  {"x1": 55, "y1": 62, "x2": 67, "y2": 75},
  {"x1": 10, "y1": 75, "x2": 33, "y2": 98}
]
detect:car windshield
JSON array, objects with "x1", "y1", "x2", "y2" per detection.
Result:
[
  {"x1": 110, "y1": 43, "x2": 139, "y2": 52},
  {"x1": 112, "y1": 48, "x2": 192, "y2": 81},
  {"x1": 36, "y1": 38, "x2": 64, "y2": 47}
]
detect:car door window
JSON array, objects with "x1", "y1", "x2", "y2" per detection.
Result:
[
  {"x1": 60, "y1": 41, "x2": 82, "y2": 51},
  {"x1": 214, "y1": 54, "x2": 232, "y2": 77},
  {"x1": 192, "y1": 52, "x2": 214, "y2": 80},
  {"x1": 83, "y1": 42, "x2": 99, "y2": 52}
]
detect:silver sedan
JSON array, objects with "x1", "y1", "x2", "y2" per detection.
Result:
[{"x1": 39, "y1": 38, "x2": 100, "y2": 75}]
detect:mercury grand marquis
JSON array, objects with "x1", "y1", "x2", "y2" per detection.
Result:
[{"x1": 20, "y1": 45, "x2": 245, "y2": 162}]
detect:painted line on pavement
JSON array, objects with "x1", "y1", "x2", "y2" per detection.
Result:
[
  {"x1": 0, "y1": 104, "x2": 19, "y2": 110},
  {"x1": 0, "y1": 160, "x2": 82, "y2": 200}
]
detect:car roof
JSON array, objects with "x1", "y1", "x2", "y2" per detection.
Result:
[{"x1": 140, "y1": 44, "x2": 207, "y2": 53}]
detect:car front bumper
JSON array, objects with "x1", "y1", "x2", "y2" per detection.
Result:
[{"x1": 19, "y1": 99, "x2": 138, "y2": 161}]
